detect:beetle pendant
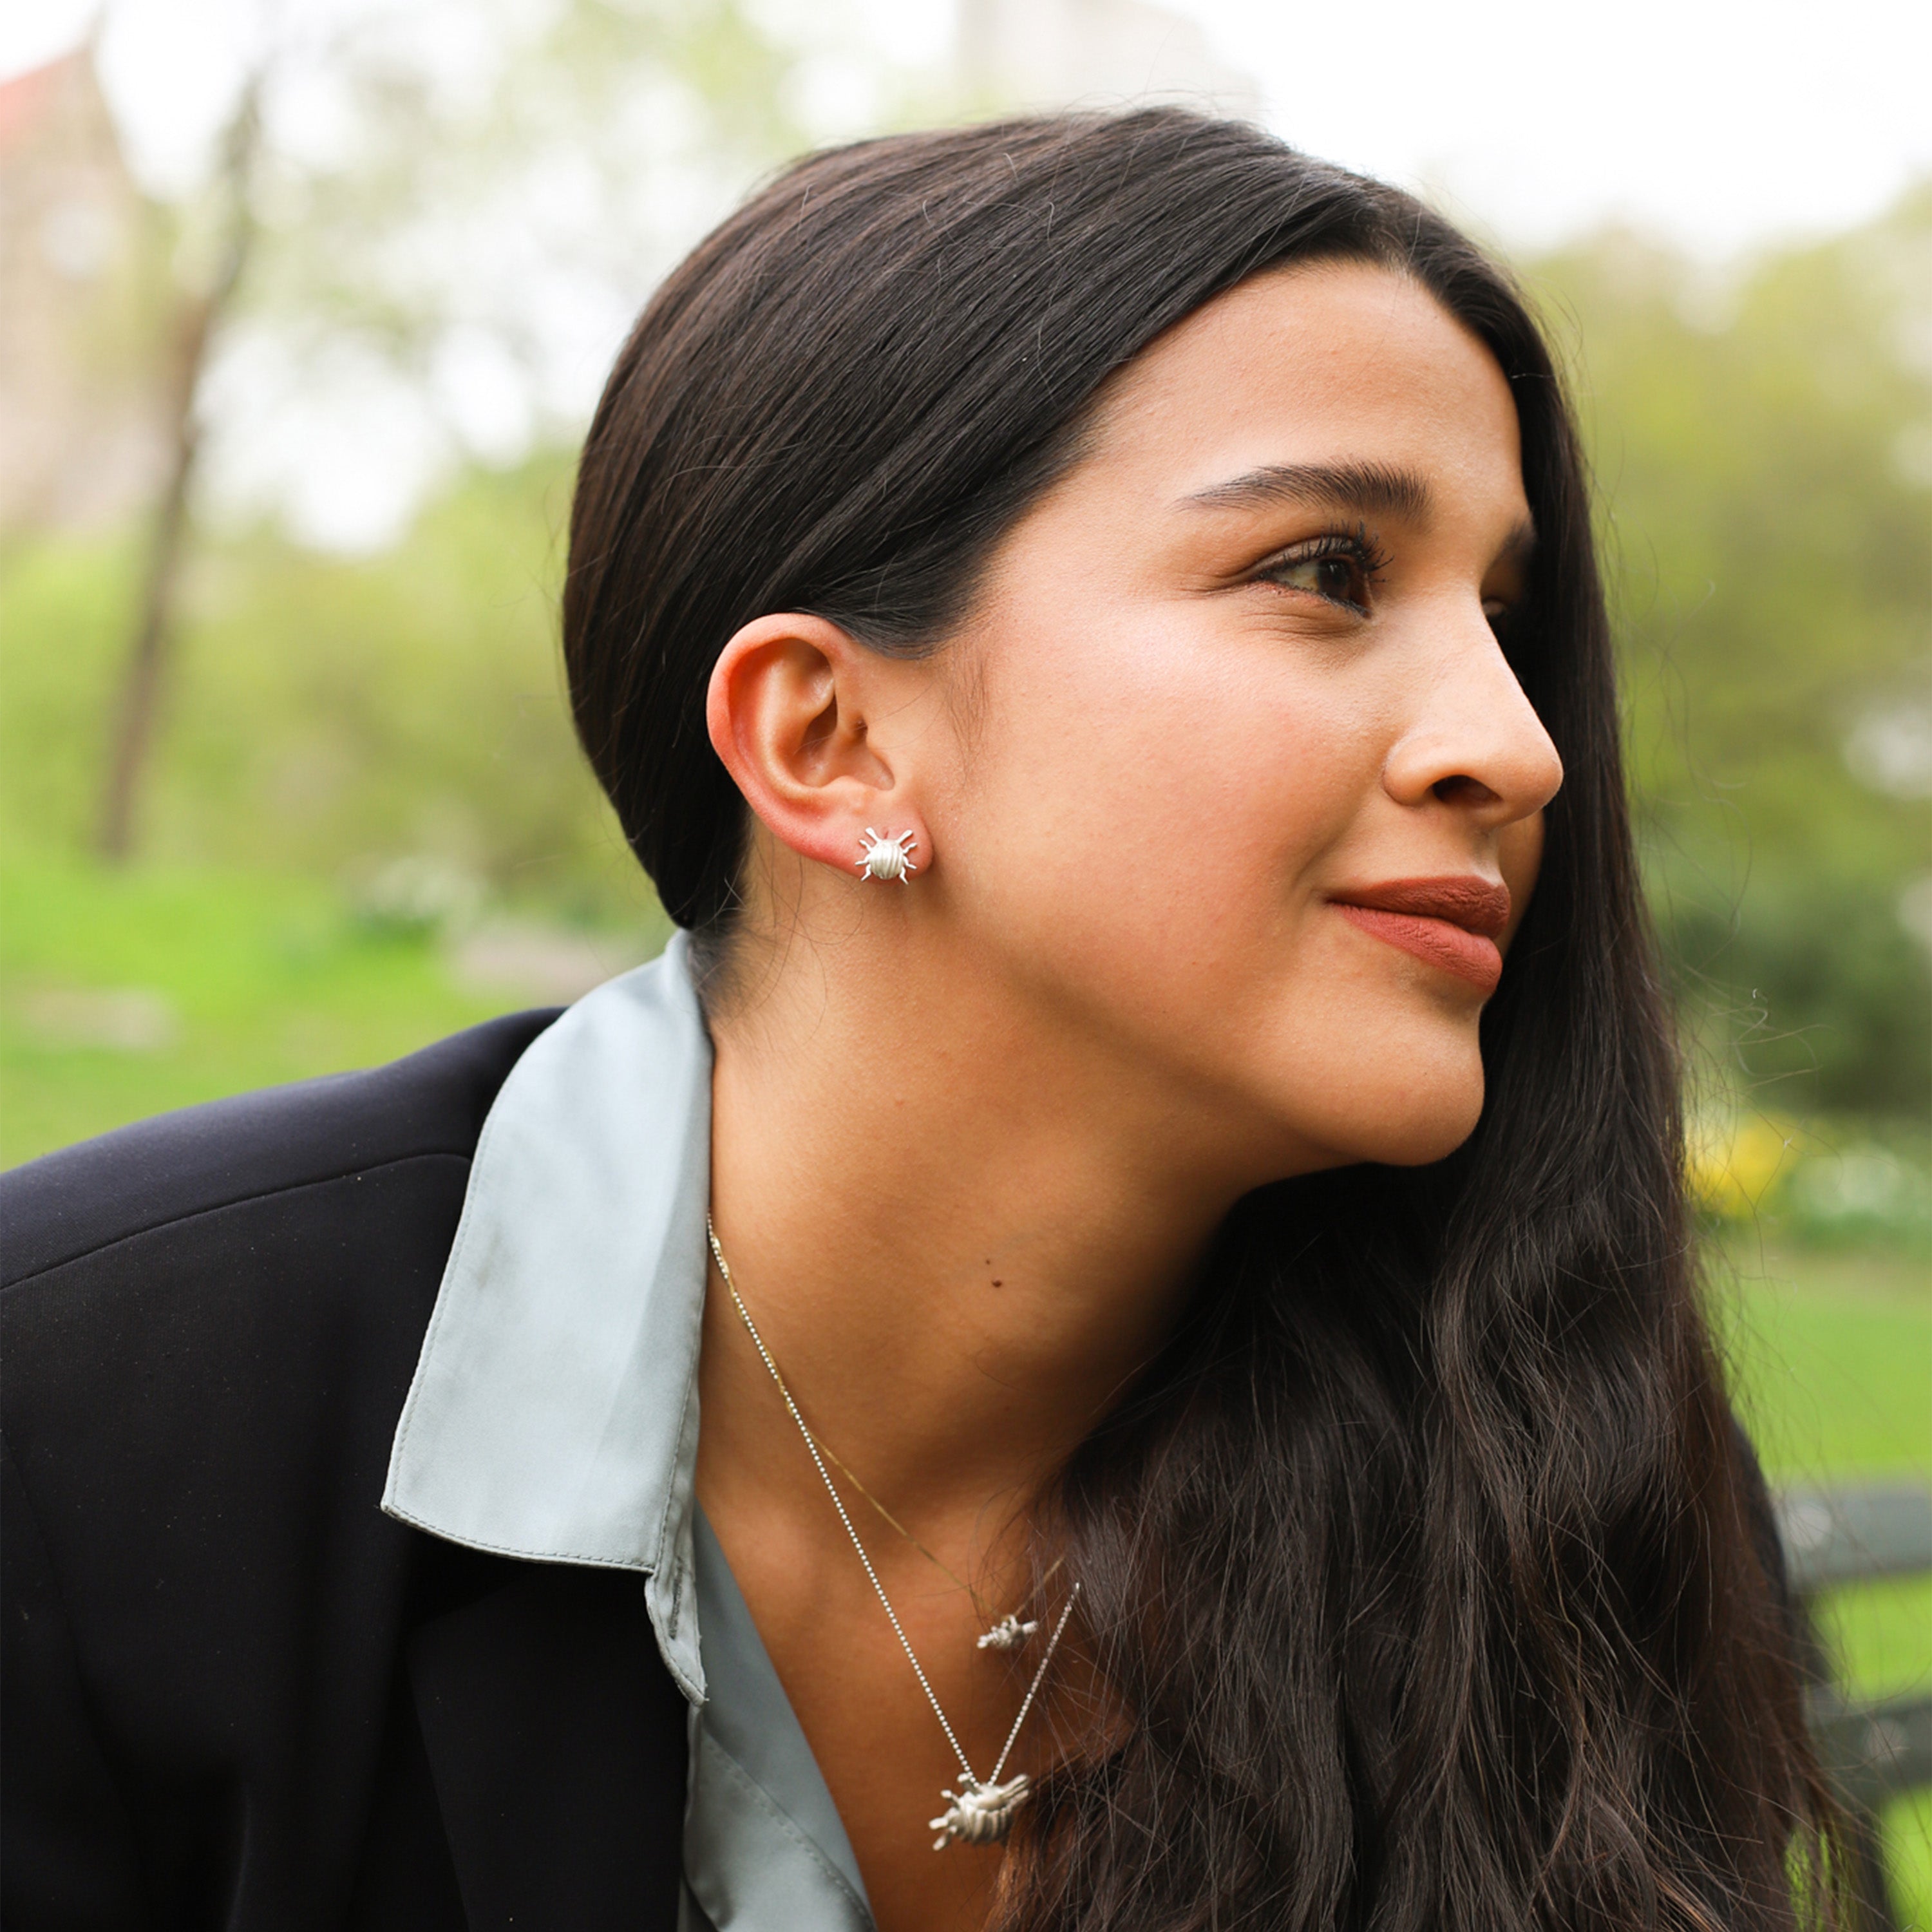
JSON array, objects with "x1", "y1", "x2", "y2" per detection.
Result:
[
  {"x1": 976, "y1": 1613, "x2": 1039, "y2": 1653},
  {"x1": 856, "y1": 828, "x2": 918, "y2": 882},
  {"x1": 930, "y1": 1774, "x2": 1031, "y2": 1850}
]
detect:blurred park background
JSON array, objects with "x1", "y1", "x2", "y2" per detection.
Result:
[{"x1": 2, "y1": 0, "x2": 1927, "y2": 1909}]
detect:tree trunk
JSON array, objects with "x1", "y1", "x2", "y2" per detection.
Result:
[{"x1": 96, "y1": 80, "x2": 261, "y2": 863}]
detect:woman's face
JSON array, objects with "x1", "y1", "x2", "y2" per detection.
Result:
[{"x1": 925, "y1": 260, "x2": 1562, "y2": 1177}]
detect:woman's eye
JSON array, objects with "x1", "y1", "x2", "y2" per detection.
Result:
[{"x1": 1265, "y1": 546, "x2": 1373, "y2": 612}]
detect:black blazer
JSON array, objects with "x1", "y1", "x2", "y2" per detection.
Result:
[{"x1": 1, "y1": 1013, "x2": 690, "y2": 1932}]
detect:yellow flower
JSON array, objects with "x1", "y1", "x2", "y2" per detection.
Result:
[{"x1": 1687, "y1": 1112, "x2": 1801, "y2": 1218}]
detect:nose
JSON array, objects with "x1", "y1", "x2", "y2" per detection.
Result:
[{"x1": 1380, "y1": 617, "x2": 1564, "y2": 828}]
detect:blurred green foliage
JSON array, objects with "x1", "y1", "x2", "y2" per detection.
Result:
[
  {"x1": 1530, "y1": 189, "x2": 1931, "y2": 1113},
  {"x1": 1, "y1": 451, "x2": 652, "y2": 918}
]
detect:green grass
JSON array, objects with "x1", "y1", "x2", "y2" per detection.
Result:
[
  {"x1": 3, "y1": 851, "x2": 1927, "y2": 1917},
  {"x1": 0, "y1": 851, "x2": 529, "y2": 1162},
  {"x1": 1719, "y1": 1238, "x2": 1931, "y2": 1486},
  {"x1": 1715, "y1": 1234, "x2": 1932, "y2": 1924}
]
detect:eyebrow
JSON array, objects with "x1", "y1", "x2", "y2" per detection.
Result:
[{"x1": 1182, "y1": 459, "x2": 1434, "y2": 523}]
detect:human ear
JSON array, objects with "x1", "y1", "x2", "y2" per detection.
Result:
[{"x1": 705, "y1": 614, "x2": 927, "y2": 880}]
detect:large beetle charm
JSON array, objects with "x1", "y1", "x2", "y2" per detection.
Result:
[{"x1": 930, "y1": 1774, "x2": 1031, "y2": 1850}]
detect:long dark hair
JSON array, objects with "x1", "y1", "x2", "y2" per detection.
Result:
[{"x1": 564, "y1": 111, "x2": 1835, "y2": 1929}]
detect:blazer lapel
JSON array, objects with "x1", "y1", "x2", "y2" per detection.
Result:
[{"x1": 408, "y1": 1560, "x2": 688, "y2": 1932}]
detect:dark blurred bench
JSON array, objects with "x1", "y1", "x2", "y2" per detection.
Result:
[{"x1": 1776, "y1": 1483, "x2": 1932, "y2": 1929}]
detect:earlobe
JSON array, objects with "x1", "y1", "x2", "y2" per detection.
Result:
[{"x1": 705, "y1": 614, "x2": 928, "y2": 882}]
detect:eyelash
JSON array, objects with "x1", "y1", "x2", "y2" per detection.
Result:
[{"x1": 1255, "y1": 526, "x2": 1393, "y2": 615}]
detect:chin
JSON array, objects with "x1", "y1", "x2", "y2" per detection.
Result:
[
  {"x1": 1288, "y1": 1057, "x2": 1487, "y2": 1172},
  {"x1": 1365, "y1": 1099, "x2": 1486, "y2": 1168}
]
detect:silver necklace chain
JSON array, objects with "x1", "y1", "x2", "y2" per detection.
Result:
[{"x1": 705, "y1": 1215, "x2": 1078, "y2": 1811}]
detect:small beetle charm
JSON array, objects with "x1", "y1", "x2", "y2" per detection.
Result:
[
  {"x1": 976, "y1": 1613, "x2": 1039, "y2": 1653},
  {"x1": 856, "y1": 827, "x2": 918, "y2": 883},
  {"x1": 930, "y1": 1774, "x2": 1031, "y2": 1850}
]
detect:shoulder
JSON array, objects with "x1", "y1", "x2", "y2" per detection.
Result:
[
  {"x1": 2, "y1": 1007, "x2": 559, "y2": 1287},
  {"x1": 0, "y1": 1009, "x2": 560, "y2": 1592}
]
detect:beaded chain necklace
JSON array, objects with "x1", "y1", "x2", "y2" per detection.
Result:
[{"x1": 705, "y1": 1217, "x2": 1078, "y2": 1849}]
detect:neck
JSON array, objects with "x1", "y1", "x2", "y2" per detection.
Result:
[{"x1": 701, "y1": 925, "x2": 1247, "y2": 1532}]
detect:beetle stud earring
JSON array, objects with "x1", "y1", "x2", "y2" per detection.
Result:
[{"x1": 856, "y1": 827, "x2": 918, "y2": 883}]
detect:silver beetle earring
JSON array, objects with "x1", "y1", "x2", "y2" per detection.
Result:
[{"x1": 856, "y1": 827, "x2": 919, "y2": 883}]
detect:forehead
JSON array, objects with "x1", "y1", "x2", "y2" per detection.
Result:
[{"x1": 1079, "y1": 260, "x2": 1526, "y2": 518}]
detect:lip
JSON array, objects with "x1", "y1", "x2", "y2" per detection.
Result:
[{"x1": 1329, "y1": 876, "x2": 1511, "y2": 994}]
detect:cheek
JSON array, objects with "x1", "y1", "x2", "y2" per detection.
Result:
[{"x1": 951, "y1": 607, "x2": 1372, "y2": 958}]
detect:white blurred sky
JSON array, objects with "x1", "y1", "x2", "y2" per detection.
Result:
[
  {"x1": 6, "y1": 0, "x2": 1929, "y2": 545},
  {"x1": 10, "y1": 0, "x2": 1928, "y2": 252},
  {"x1": 1196, "y1": 0, "x2": 1931, "y2": 255}
]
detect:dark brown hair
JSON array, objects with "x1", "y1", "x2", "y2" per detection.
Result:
[{"x1": 565, "y1": 111, "x2": 1836, "y2": 1929}]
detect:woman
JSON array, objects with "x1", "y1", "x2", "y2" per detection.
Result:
[{"x1": 3, "y1": 111, "x2": 1832, "y2": 1931}]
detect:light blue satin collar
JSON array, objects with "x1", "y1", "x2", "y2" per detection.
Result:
[
  {"x1": 383, "y1": 934, "x2": 714, "y2": 1696},
  {"x1": 381, "y1": 934, "x2": 873, "y2": 1927}
]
